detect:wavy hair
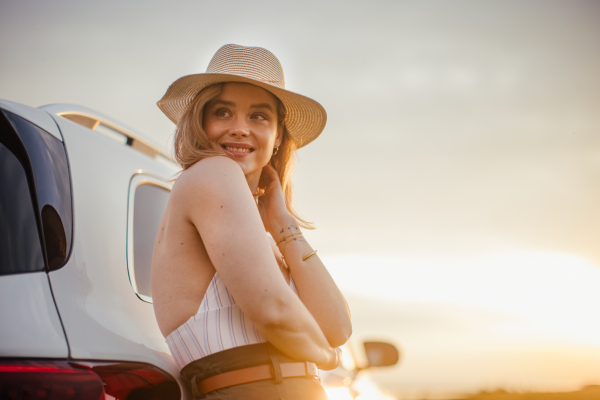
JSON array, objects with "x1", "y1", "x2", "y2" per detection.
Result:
[{"x1": 173, "y1": 83, "x2": 312, "y2": 229}]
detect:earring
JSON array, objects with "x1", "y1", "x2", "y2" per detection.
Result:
[{"x1": 272, "y1": 147, "x2": 279, "y2": 156}]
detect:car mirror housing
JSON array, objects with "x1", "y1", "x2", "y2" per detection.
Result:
[{"x1": 363, "y1": 341, "x2": 400, "y2": 368}]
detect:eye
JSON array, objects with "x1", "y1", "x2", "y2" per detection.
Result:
[
  {"x1": 216, "y1": 109, "x2": 231, "y2": 118},
  {"x1": 251, "y1": 113, "x2": 267, "y2": 120}
]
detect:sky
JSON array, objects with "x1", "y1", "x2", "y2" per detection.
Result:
[{"x1": 2, "y1": 0, "x2": 600, "y2": 398}]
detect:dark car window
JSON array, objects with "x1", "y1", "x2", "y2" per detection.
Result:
[
  {"x1": 0, "y1": 142, "x2": 45, "y2": 275},
  {"x1": 132, "y1": 183, "x2": 170, "y2": 299},
  {"x1": 0, "y1": 110, "x2": 73, "y2": 273}
]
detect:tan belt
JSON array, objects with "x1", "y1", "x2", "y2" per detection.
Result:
[{"x1": 195, "y1": 361, "x2": 319, "y2": 395}]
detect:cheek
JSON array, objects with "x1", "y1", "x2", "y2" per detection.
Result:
[
  {"x1": 203, "y1": 119, "x2": 223, "y2": 140},
  {"x1": 257, "y1": 137, "x2": 275, "y2": 155},
  {"x1": 258, "y1": 125, "x2": 278, "y2": 148}
]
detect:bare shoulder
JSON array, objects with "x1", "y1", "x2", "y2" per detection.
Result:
[
  {"x1": 172, "y1": 156, "x2": 246, "y2": 199},
  {"x1": 170, "y1": 156, "x2": 254, "y2": 224}
]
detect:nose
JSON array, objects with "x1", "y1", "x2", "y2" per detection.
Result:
[{"x1": 228, "y1": 116, "x2": 249, "y2": 137}]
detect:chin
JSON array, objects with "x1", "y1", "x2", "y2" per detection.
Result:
[
  {"x1": 235, "y1": 160, "x2": 261, "y2": 177},
  {"x1": 229, "y1": 152, "x2": 270, "y2": 178}
]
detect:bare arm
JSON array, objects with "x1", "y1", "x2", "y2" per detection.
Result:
[
  {"x1": 177, "y1": 157, "x2": 339, "y2": 369},
  {"x1": 257, "y1": 165, "x2": 352, "y2": 347},
  {"x1": 275, "y1": 221, "x2": 352, "y2": 347}
]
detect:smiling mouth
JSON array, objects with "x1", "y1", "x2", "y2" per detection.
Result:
[{"x1": 222, "y1": 145, "x2": 254, "y2": 153}]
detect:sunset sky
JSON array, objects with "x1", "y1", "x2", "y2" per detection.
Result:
[{"x1": 2, "y1": 0, "x2": 600, "y2": 398}]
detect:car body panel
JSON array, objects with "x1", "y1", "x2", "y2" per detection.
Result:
[
  {"x1": 46, "y1": 115, "x2": 178, "y2": 365},
  {"x1": 0, "y1": 99, "x2": 63, "y2": 141},
  {"x1": 0, "y1": 272, "x2": 69, "y2": 358}
]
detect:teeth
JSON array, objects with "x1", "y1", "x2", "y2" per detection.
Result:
[{"x1": 226, "y1": 146, "x2": 251, "y2": 153}]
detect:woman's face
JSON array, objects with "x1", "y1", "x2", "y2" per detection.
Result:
[{"x1": 203, "y1": 82, "x2": 282, "y2": 179}]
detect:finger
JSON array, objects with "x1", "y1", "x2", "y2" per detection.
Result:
[
  {"x1": 335, "y1": 348, "x2": 342, "y2": 367},
  {"x1": 257, "y1": 169, "x2": 272, "y2": 191},
  {"x1": 262, "y1": 166, "x2": 282, "y2": 192},
  {"x1": 262, "y1": 164, "x2": 279, "y2": 179}
]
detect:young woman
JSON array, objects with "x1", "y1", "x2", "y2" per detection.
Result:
[{"x1": 151, "y1": 44, "x2": 352, "y2": 399}]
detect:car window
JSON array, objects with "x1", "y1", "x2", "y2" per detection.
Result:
[
  {"x1": 0, "y1": 109, "x2": 73, "y2": 274},
  {"x1": 0, "y1": 142, "x2": 45, "y2": 275},
  {"x1": 128, "y1": 177, "x2": 171, "y2": 302}
]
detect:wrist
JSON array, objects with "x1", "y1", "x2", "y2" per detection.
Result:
[
  {"x1": 270, "y1": 215, "x2": 299, "y2": 239},
  {"x1": 276, "y1": 232, "x2": 303, "y2": 250}
]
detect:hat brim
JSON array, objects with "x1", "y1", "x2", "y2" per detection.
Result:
[{"x1": 157, "y1": 73, "x2": 327, "y2": 149}]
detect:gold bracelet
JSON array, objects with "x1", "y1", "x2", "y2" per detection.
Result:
[
  {"x1": 283, "y1": 233, "x2": 304, "y2": 245},
  {"x1": 302, "y1": 250, "x2": 318, "y2": 261},
  {"x1": 280, "y1": 234, "x2": 303, "y2": 258},
  {"x1": 279, "y1": 255, "x2": 289, "y2": 270},
  {"x1": 276, "y1": 232, "x2": 302, "y2": 245},
  {"x1": 277, "y1": 232, "x2": 304, "y2": 246}
]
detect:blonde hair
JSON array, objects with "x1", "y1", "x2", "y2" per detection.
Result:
[{"x1": 173, "y1": 83, "x2": 313, "y2": 229}]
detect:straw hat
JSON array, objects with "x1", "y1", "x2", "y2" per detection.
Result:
[{"x1": 157, "y1": 44, "x2": 327, "y2": 148}]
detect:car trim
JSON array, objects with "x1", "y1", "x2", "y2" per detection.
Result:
[
  {"x1": 40, "y1": 103, "x2": 176, "y2": 164},
  {"x1": 126, "y1": 171, "x2": 173, "y2": 303}
]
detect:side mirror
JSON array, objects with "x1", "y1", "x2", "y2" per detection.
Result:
[{"x1": 363, "y1": 341, "x2": 400, "y2": 368}]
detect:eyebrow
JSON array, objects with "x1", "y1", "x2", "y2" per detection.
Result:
[
  {"x1": 209, "y1": 100, "x2": 274, "y2": 112},
  {"x1": 249, "y1": 103, "x2": 274, "y2": 112},
  {"x1": 210, "y1": 100, "x2": 235, "y2": 107}
]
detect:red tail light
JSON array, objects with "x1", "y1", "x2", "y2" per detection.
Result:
[
  {"x1": 0, "y1": 361, "x2": 102, "y2": 400},
  {"x1": 0, "y1": 360, "x2": 181, "y2": 400}
]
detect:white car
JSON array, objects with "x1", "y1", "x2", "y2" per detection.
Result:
[
  {"x1": 0, "y1": 99, "x2": 399, "y2": 400},
  {"x1": 0, "y1": 99, "x2": 187, "y2": 399}
]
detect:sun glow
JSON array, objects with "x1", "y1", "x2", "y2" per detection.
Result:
[
  {"x1": 324, "y1": 387, "x2": 354, "y2": 400},
  {"x1": 324, "y1": 379, "x2": 396, "y2": 400},
  {"x1": 353, "y1": 375, "x2": 397, "y2": 400},
  {"x1": 322, "y1": 252, "x2": 600, "y2": 395},
  {"x1": 324, "y1": 252, "x2": 600, "y2": 347}
]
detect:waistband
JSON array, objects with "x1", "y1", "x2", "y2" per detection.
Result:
[
  {"x1": 181, "y1": 343, "x2": 327, "y2": 399},
  {"x1": 181, "y1": 343, "x2": 306, "y2": 383}
]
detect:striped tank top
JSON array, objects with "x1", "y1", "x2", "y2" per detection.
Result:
[{"x1": 165, "y1": 272, "x2": 298, "y2": 370}]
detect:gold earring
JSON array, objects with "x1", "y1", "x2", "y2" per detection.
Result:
[{"x1": 272, "y1": 147, "x2": 279, "y2": 156}]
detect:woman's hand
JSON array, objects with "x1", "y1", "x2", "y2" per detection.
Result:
[
  {"x1": 319, "y1": 347, "x2": 343, "y2": 371},
  {"x1": 256, "y1": 164, "x2": 293, "y2": 236},
  {"x1": 258, "y1": 164, "x2": 352, "y2": 350}
]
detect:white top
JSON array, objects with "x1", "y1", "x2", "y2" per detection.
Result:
[{"x1": 165, "y1": 271, "x2": 298, "y2": 370}]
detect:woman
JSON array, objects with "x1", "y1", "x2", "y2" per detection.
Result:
[{"x1": 151, "y1": 44, "x2": 352, "y2": 399}]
